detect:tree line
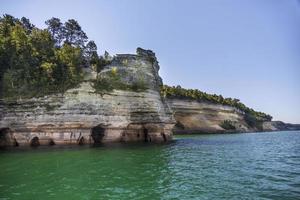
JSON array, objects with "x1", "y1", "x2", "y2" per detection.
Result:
[
  {"x1": 161, "y1": 85, "x2": 272, "y2": 123},
  {"x1": 0, "y1": 14, "x2": 108, "y2": 99}
]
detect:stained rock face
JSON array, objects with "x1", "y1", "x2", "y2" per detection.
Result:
[
  {"x1": 167, "y1": 98, "x2": 300, "y2": 134},
  {"x1": 167, "y1": 98, "x2": 254, "y2": 134},
  {"x1": 0, "y1": 48, "x2": 175, "y2": 147}
]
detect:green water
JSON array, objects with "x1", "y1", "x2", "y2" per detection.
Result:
[{"x1": 0, "y1": 131, "x2": 300, "y2": 200}]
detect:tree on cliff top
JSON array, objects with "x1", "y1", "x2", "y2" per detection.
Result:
[
  {"x1": 63, "y1": 19, "x2": 88, "y2": 48},
  {"x1": 161, "y1": 85, "x2": 273, "y2": 123},
  {"x1": 0, "y1": 14, "x2": 104, "y2": 99},
  {"x1": 45, "y1": 17, "x2": 63, "y2": 46}
]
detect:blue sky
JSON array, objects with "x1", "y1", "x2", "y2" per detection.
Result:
[{"x1": 1, "y1": 0, "x2": 299, "y2": 123}]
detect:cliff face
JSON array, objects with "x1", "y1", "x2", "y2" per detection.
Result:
[
  {"x1": 1, "y1": 48, "x2": 298, "y2": 148},
  {"x1": 0, "y1": 48, "x2": 175, "y2": 147},
  {"x1": 167, "y1": 98, "x2": 255, "y2": 134},
  {"x1": 262, "y1": 121, "x2": 300, "y2": 132},
  {"x1": 167, "y1": 98, "x2": 300, "y2": 134}
]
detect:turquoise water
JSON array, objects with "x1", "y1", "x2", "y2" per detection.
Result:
[{"x1": 0, "y1": 131, "x2": 300, "y2": 199}]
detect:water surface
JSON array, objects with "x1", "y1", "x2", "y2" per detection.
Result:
[{"x1": 0, "y1": 131, "x2": 300, "y2": 199}]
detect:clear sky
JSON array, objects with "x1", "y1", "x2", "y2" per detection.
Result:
[{"x1": 1, "y1": 0, "x2": 299, "y2": 123}]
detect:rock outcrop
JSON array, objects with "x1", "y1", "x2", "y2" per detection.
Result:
[
  {"x1": 167, "y1": 98, "x2": 300, "y2": 134},
  {"x1": 262, "y1": 121, "x2": 300, "y2": 132},
  {"x1": 0, "y1": 48, "x2": 175, "y2": 147},
  {"x1": 167, "y1": 98, "x2": 254, "y2": 134}
]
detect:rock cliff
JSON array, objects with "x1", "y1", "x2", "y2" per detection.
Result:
[
  {"x1": 167, "y1": 98, "x2": 255, "y2": 134},
  {"x1": 1, "y1": 48, "x2": 298, "y2": 148},
  {"x1": 0, "y1": 48, "x2": 175, "y2": 147},
  {"x1": 262, "y1": 121, "x2": 300, "y2": 132},
  {"x1": 167, "y1": 98, "x2": 300, "y2": 134}
]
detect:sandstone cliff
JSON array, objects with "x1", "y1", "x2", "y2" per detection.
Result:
[
  {"x1": 262, "y1": 121, "x2": 300, "y2": 132},
  {"x1": 1, "y1": 48, "x2": 298, "y2": 148},
  {"x1": 167, "y1": 98, "x2": 299, "y2": 134},
  {"x1": 0, "y1": 48, "x2": 175, "y2": 147},
  {"x1": 167, "y1": 98, "x2": 255, "y2": 134}
]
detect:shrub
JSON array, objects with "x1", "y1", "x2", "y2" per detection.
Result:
[
  {"x1": 220, "y1": 120, "x2": 236, "y2": 130},
  {"x1": 92, "y1": 72, "x2": 148, "y2": 94}
]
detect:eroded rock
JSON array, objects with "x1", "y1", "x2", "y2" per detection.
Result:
[{"x1": 0, "y1": 48, "x2": 175, "y2": 147}]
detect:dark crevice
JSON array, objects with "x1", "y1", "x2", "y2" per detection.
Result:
[
  {"x1": 13, "y1": 138, "x2": 19, "y2": 146},
  {"x1": 0, "y1": 128, "x2": 11, "y2": 147},
  {"x1": 78, "y1": 137, "x2": 85, "y2": 145},
  {"x1": 161, "y1": 132, "x2": 167, "y2": 142},
  {"x1": 30, "y1": 137, "x2": 40, "y2": 147},
  {"x1": 91, "y1": 125, "x2": 105, "y2": 144},
  {"x1": 175, "y1": 122, "x2": 185, "y2": 130},
  {"x1": 49, "y1": 139, "x2": 55, "y2": 146},
  {"x1": 143, "y1": 128, "x2": 149, "y2": 142}
]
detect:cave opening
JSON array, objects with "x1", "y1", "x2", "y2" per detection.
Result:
[
  {"x1": 30, "y1": 136, "x2": 40, "y2": 147},
  {"x1": 0, "y1": 128, "x2": 10, "y2": 147},
  {"x1": 78, "y1": 137, "x2": 85, "y2": 145},
  {"x1": 175, "y1": 122, "x2": 185, "y2": 130},
  {"x1": 143, "y1": 128, "x2": 150, "y2": 142},
  {"x1": 91, "y1": 125, "x2": 105, "y2": 144},
  {"x1": 49, "y1": 139, "x2": 55, "y2": 146},
  {"x1": 0, "y1": 128, "x2": 18, "y2": 147},
  {"x1": 0, "y1": 128, "x2": 9, "y2": 140},
  {"x1": 161, "y1": 132, "x2": 167, "y2": 142}
]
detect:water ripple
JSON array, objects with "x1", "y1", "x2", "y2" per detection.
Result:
[{"x1": 0, "y1": 131, "x2": 300, "y2": 199}]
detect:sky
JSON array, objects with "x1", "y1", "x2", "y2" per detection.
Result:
[{"x1": 1, "y1": 0, "x2": 300, "y2": 123}]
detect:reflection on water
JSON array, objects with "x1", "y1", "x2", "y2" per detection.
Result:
[{"x1": 0, "y1": 131, "x2": 300, "y2": 199}]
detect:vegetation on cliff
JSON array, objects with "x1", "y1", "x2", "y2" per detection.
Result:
[
  {"x1": 161, "y1": 85, "x2": 272, "y2": 125},
  {"x1": 220, "y1": 120, "x2": 236, "y2": 130},
  {"x1": 0, "y1": 14, "x2": 107, "y2": 99},
  {"x1": 92, "y1": 67, "x2": 148, "y2": 93}
]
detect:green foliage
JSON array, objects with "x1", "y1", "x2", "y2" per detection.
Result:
[
  {"x1": 45, "y1": 17, "x2": 63, "y2": 46},
  {"x1": 92, "y1": 77, "x2": 114, "y2": 93},
  {"x1": 0, "y1": 14, "x2": 105, "y2": 100},
  {"x1": 93, "y1": 70, "x2": 148, "y2": 93},
  {"x1": 161, "y1": 85, "x2": 273, "y2": 123},
  {"x1": 220, "y1": 120, "x2": 236, "y2": 130},
  {"x1": 97, "y1": 55, "x2": 112, "y2": 74},
  {"x1": 131, "y1": 77, "x2": 148, "y2": 92},
  {"x1": 63, "y1": 19, "x2": 87, "y2": 48},
  {"x1": 244, "y1": 114, "x2": 263, "y2": 130}
]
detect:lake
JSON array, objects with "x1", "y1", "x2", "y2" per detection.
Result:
[{"x1": 0, "y1": 131, "x2": 299, "y2": 199}]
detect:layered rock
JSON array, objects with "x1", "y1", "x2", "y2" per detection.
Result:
[
  {"x1": 167, "y1": 98, "x2": 254, "y2": 134},
  {"x1": 167, "y1": 98, "x2": 300, "y2": 134},
  {"x1": 0, "y1": 48, "x2": 175, "y2": 147},
  {"x1": 1, "y1": 48, "x2": 298, "y2": 148},
  {"x1": 262, "y1": 121, "x2": 300, "y2": 132}
]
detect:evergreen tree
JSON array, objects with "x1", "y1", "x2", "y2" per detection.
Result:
[
  {"x1": 84, "y1": 40, "x2": 98, "y2": 68},
  {"x1": 20, "y1": 17, "x2": 34, "y2": 33},
  {"x1": 0, "y1": 14, "x2": 96, "y2": 99},
  {"x1": 45, "y1": 17, "x2": 63, "y2": 46},
  {"x1": 63, "y1": 19, "x2": 88, "y2": 48}
]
